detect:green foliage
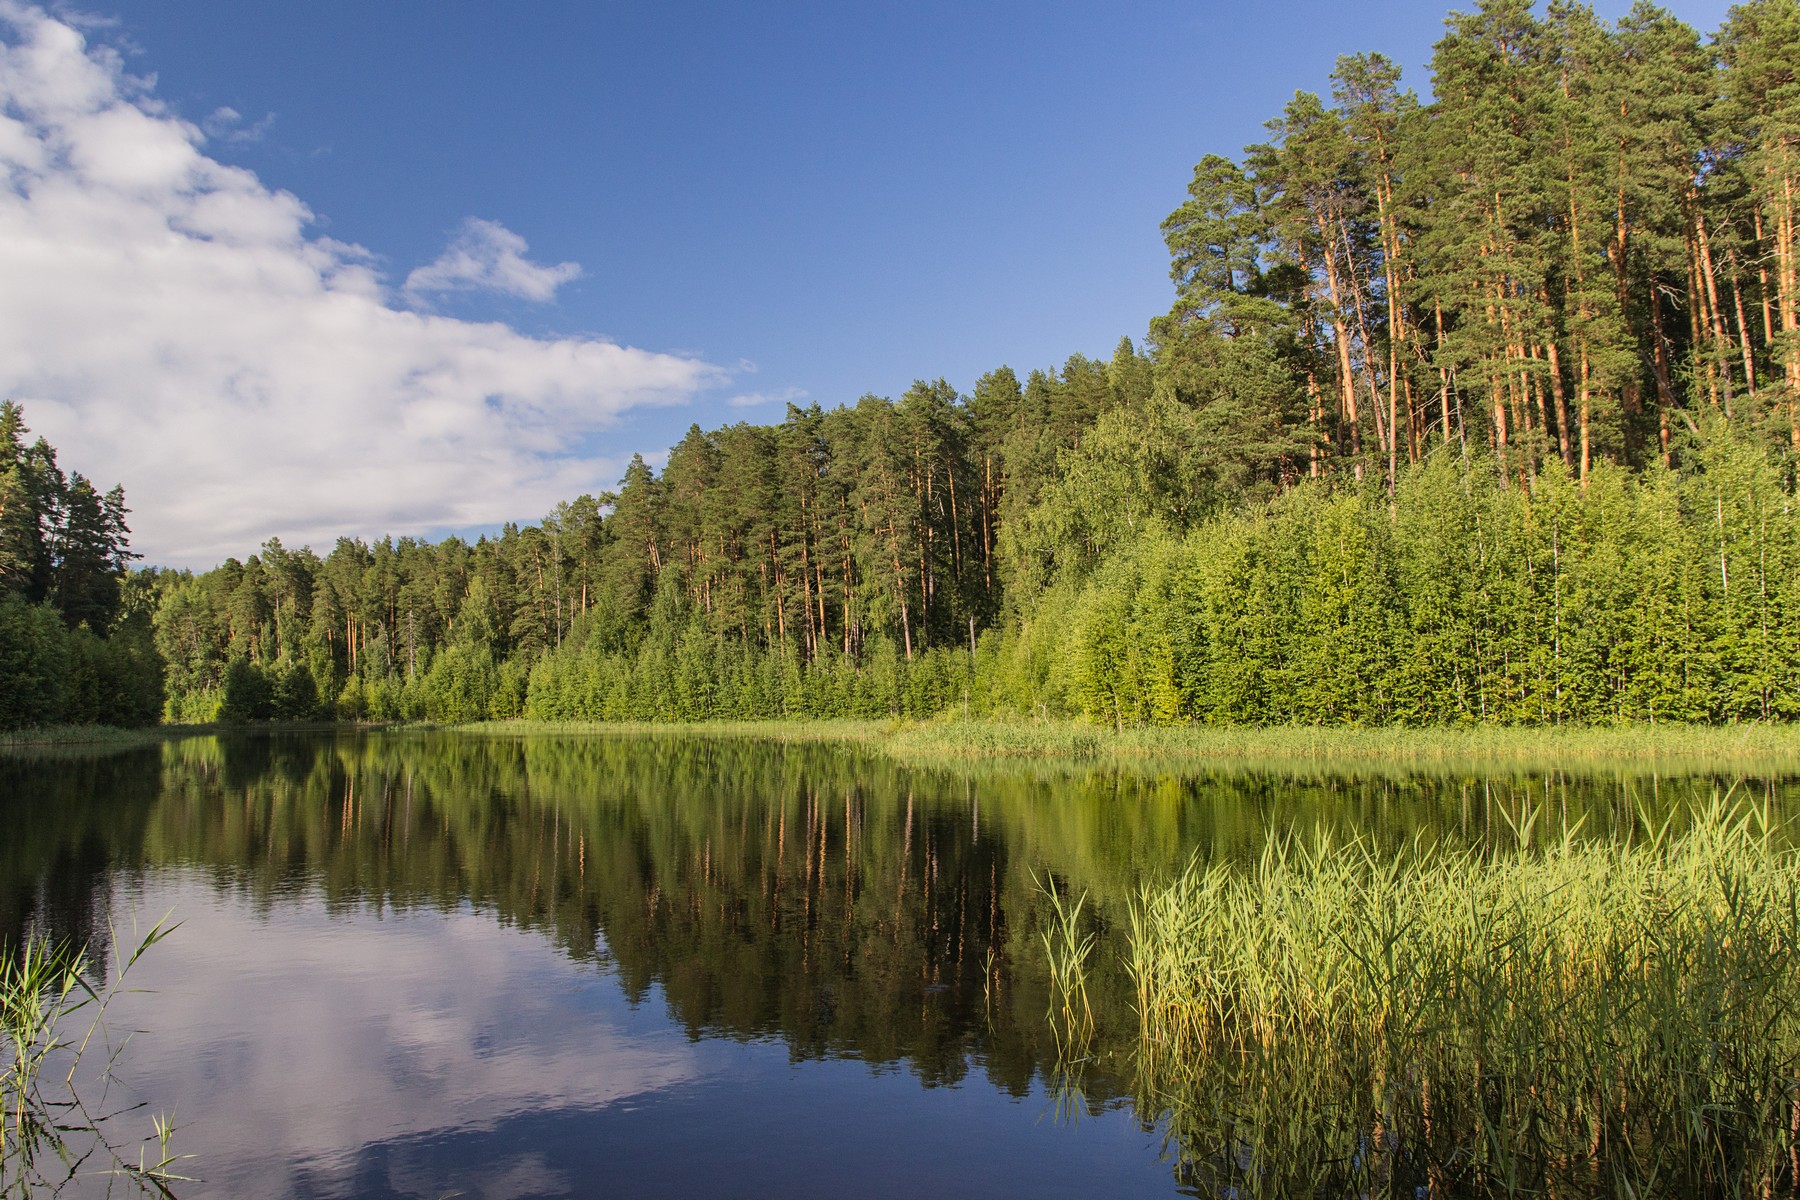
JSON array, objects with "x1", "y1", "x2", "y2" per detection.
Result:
[
  {"x1": 128, "y1": 3, "x2": 1800, "y2": 732},
  {"x1": 0, "y1": 594, "x2": 162, "y2": 731},
  {"x1": 1126, "y1": 800, "x2": 1800, "y2": 1196},
  {"x1": 1036, "y1": 425, "x2": 1800, "y2": 727},
  {"x1": 218, "y1": 657, "x2": 273, "y2": 724},
  {"x1": 0, "y1": 404, "x2": 152, "y2": 730},
  {"x1": 2, "y1": 919, "x2": 185, "y2": 1195},
  {"x1": 0, "y1": 595, "x2": 67, "y2": 730}
]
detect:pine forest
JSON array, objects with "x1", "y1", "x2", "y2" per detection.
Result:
[{"x1": 6, "y1": 0, "x2": 1800, "y2": 732}]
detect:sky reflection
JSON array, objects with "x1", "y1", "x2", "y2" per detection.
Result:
[
  {"x1": 100, "y1": 874, "x2": 699, "y2": 1199},
  {"x1": 97, "y1": 870, "x2": 1179, "y2": 1199}
]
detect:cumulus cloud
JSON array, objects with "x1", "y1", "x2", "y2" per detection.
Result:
[
  {"x1": 405, "y1": 216, "x2": 583, "y2": 304},
  {"x1": 0, "y1": 3, "x2": 725, "y2": 566}
]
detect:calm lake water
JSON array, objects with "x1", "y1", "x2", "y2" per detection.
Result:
[{"x1": 3, "y1": 731, "x2": 1793, "y2": 1199}]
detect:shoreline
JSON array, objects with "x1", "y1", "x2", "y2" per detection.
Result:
[
  {"x1": 474, "y1": 718, "x2": 1800, "y2": 776},
  {"x1": 11, "y1": 717, "x2": 1800, "y2": 776}
]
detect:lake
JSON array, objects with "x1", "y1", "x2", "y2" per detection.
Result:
[{"x1": 3, "y1": 731, "x2": 1793, "y2": 1199}]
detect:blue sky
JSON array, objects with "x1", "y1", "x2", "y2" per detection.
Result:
[{"x1": 0, "y1": 0, "x2": 1735, "y2": 563}]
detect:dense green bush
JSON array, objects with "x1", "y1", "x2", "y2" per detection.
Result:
[
  {"x1": 0, "y1": 594, "x2": 163, "y2": 730},
  {"x1": 1051, "y1": 440, "x2": 1800, "y2": 726}
]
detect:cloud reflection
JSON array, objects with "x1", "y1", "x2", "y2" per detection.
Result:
[{"x1": 101, "y1": 874, "x2": 698, "y2": 1199}]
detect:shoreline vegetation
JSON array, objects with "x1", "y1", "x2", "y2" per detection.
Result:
[
  {"x1": 13, "y1": 716, "x2": 1800, "y2": 779},
  {"x1": 1117, "y1": 799, "x2": 1800, "y2": 1196},
  {"x1": 0, "y1": 723, "x2": 166, "y2": 750},
  {"x1": 464, "y1": 716, "x2": 1800, "y2": 776},
  {"x1": 0, "y1": 920, "x2": 185, "y2": 1196}
]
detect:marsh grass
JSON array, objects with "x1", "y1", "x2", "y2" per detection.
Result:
[
  {"x1": 456, "y1": 717, "x2": 1800, "y2": 780},
  {"x1": 882, "y1": 719, "x2": 1800, "y2": 776},
  {"x1": 0, "y1": 726, "x2": 161, "y2": 756},
  {"x1": 1035, "y1": 874, "x2": 1097, "y2": 1061},
  {"x1": 2, "y1": 917, "x2": 186, "y2": 1197},
  {"x1": 461, "y1": 717, "x2": 897, "y2": 746},
  {"x1": 1120, "y1": 796, "x2": 1800, "y2": 1197}
]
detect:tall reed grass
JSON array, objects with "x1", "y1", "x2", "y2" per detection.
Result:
[
  {"x1": 460, "y1": 717, "x2": 1800, "y2": 781},
  {"x1": 0, "y1": 724, "x2": 161, "y2": 755},
  {"x1": 885, "y1": 719, "x2": 1800, "y2": 774},
  {"x1": 1036, "y1": 874, "x2": 1097, "y2": 1060},
  {"x1": 1, "y1": 919, "x2": 185, "y2": 1197},
  {"x1": 1124, "y1": 797, "x2": 1800, "y2": 1198}
]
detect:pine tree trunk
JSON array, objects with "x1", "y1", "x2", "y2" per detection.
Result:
[
  {"x1": 1578, "y1": 339, "x2": 1593, "y2": 483},
  {"x1": 1753, "y1": 206, "x2": 1777, "y2": 345},
  {"x1": 1339, "y1": 221, "x2": 1395, "y2": 492},
  {"x1": 886, "y1": 515, "x2": 912, "y2": 661},
  {"x1": 1693, "y1": 200, "x2": 1736, "y2": 413},
  {"x1": 1435, "y1": 298, "x2": 1456, "y2": 449},
  {"x1": 1317, "y1": 233, "x2": 1364, "y2": 475},
  {"x1": 1728, "y1": 252, "x2": 1757, "y2": 398},
  {"x1": 1611, "y1": 124, "x2": 1643, "y2": 454},
  {"x1": 1776, "y1": 160, "x2": 1800, "y2": 450},
  {"x1": 1373, "y1": 168, "x2": 1412, "y2": 468},
  {"x1": 1649, "y1": 282, "x2": 1678, "y2": 467},
  {"x1": 1543, "y1": 302, "x2": 1574, "y2": 469},
  {"x1": 1682, "y1": 220, "x2": 1718, "y2": 409}
]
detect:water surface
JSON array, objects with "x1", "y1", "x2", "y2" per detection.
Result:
[{"x1": 3, "y1": 731, "x2": 1791, "y2": 1198}]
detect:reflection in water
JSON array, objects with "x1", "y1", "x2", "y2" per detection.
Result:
[
  {"x1": 1, "y1": 745, "x2": 163, "y2": 975},
  {"x1": 2, "y1": 732, "x2": 1795, "y2": 1198},
  {"x1": 103, "y1": 882, "x2": 697, "y2": 1199}
]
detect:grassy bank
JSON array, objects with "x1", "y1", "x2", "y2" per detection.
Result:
[
  {"x1": 25, "y1": 716, "x2": 1800, "y2": 778},
  {"x1": 882, "y1": 719, "x2": 1800, "y2": 771},
  {"x1": 0, "y1": 724, "x2": 163, "y2": 753},
  {"x1": 460, "y1": 717, "x2": 894, "y2": 746},
  {"x1": 457, "y1": 717, "x2": 1800, "y2": 777},
  {"x1": 1122, "y1": 800, "x2": 1800, "y2": 1197}
]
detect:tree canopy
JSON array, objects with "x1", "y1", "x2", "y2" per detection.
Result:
[
  {"x1": 33, "y1": 0, "x2": 1800, "y2": 732},
  {"x1": 0, "y1": 401, "x2": 160, "y2": 729}
]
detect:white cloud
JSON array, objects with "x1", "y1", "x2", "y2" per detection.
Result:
[
  {"x1": 405, "y1": 216, "x2": 582, "y2": 305},
  {"x1": 0, "y1": 3, "x2": 725, "y2": 567},
  {"x1": 200, "y1": 104, "x2": 274, "y2": 145},
  {"x1": 727, "y1": 386, "x2": 809, "y2": 409}
]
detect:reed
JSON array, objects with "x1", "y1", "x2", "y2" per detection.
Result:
[
  {"x1": 1, "y1": 918, "x2": 185, "y2": 1197},
  {"x1": 1035, "y1": 874, "x2": 1097, "y2": 1059},
  {"x1": 1122, "y1": 797, "x2": 1800, "y2": 1197},
  {"x1": 462, "y1": 717, "x2": 896, "y2": 746},
  {"x1": 0, "y1": 724, "x2": 161, "y2": 753},
  {"x1": 458, "y1": 717, "x2": 1800, "y2": 780},
  {"x1": 883, "y1": 719, "x2": 1800, "y2": 776}
]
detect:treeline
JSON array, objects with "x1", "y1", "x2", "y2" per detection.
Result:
[
  {"x1": 1039, "y1": 434, "x2": 1800, "y2": 726},
  {"x1": 0, "y1": 402, "x2": 161, "y2": 730},
  {"x1": 137, "y1": 0, "x2": 1800, "y2": 727},
  {"x1": 149, "y1": 358, "x2": 1151, "y2": 724}
]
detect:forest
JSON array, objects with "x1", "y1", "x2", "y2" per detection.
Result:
[
  {"x1": 4, "y1": 0, "x2": 1800, "y2": 731},
  {"x1": 0, "y1": 402, "x2": 161, "y2": 729}
]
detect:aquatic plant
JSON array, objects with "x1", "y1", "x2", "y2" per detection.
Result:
[
  {"x1": 458, "y1": 716, "x2": 1800, "y2": 782},
  {"x1": 1123, "y1": 797, "x2": 1800, "y2": 1197},
  {"x1": 1036, "y1": 874, "x2": 1096, "y2": 1059},
  {"x1": 1, "y1": 918, "x2": 186, "y2": 1197},
  {"x1": 881, "y1": 719, "x2": 1800, "y2": 775}
]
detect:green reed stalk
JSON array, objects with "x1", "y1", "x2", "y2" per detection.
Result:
[
  {"x1": 1036, "y1": 874, "x2": 1097, "y2": 1059},
  {"x1": 1, "y1": 918, "x2": 186, "y2": 1198},
  {"x1": 1123, "y1": 797, "x2": 1800, "y2": 1198}
]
